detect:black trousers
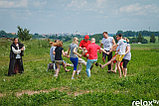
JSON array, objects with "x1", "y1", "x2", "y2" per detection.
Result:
[{"x1": 102, "y1": 50, "x2": 112, "y2": 70}]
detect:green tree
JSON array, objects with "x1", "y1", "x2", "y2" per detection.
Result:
[
  {"x1": 137, "y1": 33, "x2": 143, "y2": 43},
  {"x1": 17, "y1": 26, "x2": 31, "y2": 41},
  {"x1": 150, "y1": 34, "x2": 156, "y2": 43},
  {"x1": 113, "y1": 35, "x2": 118, "y2": 43},
  {"x1": 0, "y1": 30, "x2": 7, "y2": 37}
]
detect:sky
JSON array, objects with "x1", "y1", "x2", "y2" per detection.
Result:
[{"x1": 0, "y1": 0, "x2": 159, "y2": 34}]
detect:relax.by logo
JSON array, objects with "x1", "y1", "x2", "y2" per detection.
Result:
[{"x1": 132, "y1": 99, "x2": 159, "y2": 106}]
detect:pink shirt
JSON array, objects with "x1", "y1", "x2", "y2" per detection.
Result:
[{"x1": 87, "y1": 43, "x2": 101, "y2": 59}]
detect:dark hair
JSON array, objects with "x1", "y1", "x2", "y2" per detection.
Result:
[
  {"x1": 117, "y1": 33, "x2": 122, "y2": 37},
  {"x1": 53, "y1": 41, "x2": 63, "y2": 47},
  {"x1": 13, "y1": 37, "x2": 18, "y2": 41},
  {"x1": 103, "y1": 32, "x2": 108, "y2": 34}
]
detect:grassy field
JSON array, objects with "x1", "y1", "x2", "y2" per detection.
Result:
[{"x1": 0, "y1": 39, "x2": 159, "y2": 105}]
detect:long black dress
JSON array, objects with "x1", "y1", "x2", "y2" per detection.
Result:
[{"x1": 8, "y1": 42, "x2": 24, "y2": 76}]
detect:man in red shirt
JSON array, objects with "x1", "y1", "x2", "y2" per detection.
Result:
[
  {"x1": 86, "y1": 38, "x2": 108, "y2": 77},
  {"x1": 79, "y1": 35, "x2": 91, "y2": 57}
]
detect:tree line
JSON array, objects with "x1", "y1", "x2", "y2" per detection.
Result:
[
  {"x1": 91, "y1": 30, "x2": 158, "y2": 43},
  {"x1": 0, "y1": 27, "x2": 158, "y2": 43}
]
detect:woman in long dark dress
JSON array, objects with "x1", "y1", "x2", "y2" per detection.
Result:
[{"x1": 8, "y1": 38, "x2": 25, "y2": 76}]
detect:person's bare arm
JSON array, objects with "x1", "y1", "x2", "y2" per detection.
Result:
[
  {"x1": 73, "y1": 47, "x2": 82, "y2": 57},
  {"x1": 110, "y1": 38, "x2": 116, "y2": 52},
  {"x1": 53, "y1": 50, "x2": 55, "y2": 55},
  {"x1": 100, "y1": 48, "x2": 108, "y2": 55},
  {"x1": 67, "y1": 48, "x2": 70, "y2": 55},
  {"x1": 112, "y1": 38, "x2": 116, "y2": 47},
  {"x1": 125, "y1": 46, "x2": 130, "y2": 54},
  {"x1": 62, "y1": 50, "x2": 66, "y2": 57}
]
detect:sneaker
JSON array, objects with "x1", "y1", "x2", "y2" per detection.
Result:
[
  {"x1": 77, "y1": 70, "x2": 81, "y2": 75},
  {"x1": 65, "y1": 69, "x2": 70, "y2": 72},
  {"x1": 54, "y1": 74, "x2": 58, "y2": 77},
  {"x1": 71, "y1": 77, "x2": 74, "y2": 79},
  {"x1": 99, "y1": 63, "x2": 102, "y2": 68},
  {"x1": 107, "y1": 70, "x2": 111, "y2": 73},
  {"x1": 95, "y1": 62, "x2": 99, "y2": 66}
]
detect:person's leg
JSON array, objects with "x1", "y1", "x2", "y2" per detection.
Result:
[
  {"x1": 53, "y1": 63, "x2": 56, "y2": 71},
  {"x1": 86, "y1": 59, "x2": 97, "y2": 77},
  {"x1": 86, "y1": 59, "x2": 91, "y2": 77},
  {"x1": 62, "y1": 61, "x2": 70, "y2": 72},
  {"x1": 65, "y1": 63, "x2": 74, "y2": 67},
  {"x1": 108, "y1": 52, "x2": 112, "y2": 71},
  {"x1": 121, "y1": 66, "x2": 124, "y2": 76},
  {"x1": 77, "y1": 58, "x2": 86, "y2": 74},
  {"x1": 123, "y1": 59, "x2": 129, "y2": 77},
  {"x1": 70, "y1": 57, "x2": 78, "y2": 79},
  {"x1": 117, "y1": 61, "x2": 122, "y2": 78},
  {"x1": 77, "y1": 63, "x2": 82, "y2": 75},
  {"x1": 111, "y1": 62, "x2": 114, "y2": 71},
  {"x1": 114, "y1": 63, "x2": 117, "y2": 73},
  {"x1": 102, "y1": 51, "x2": 106, "y2": 63},
  {"x1": 54, "y1": 62, "x2": 60, "y2": 77},
  {"x1": 101, "y1": 56, "x2": 116, "y2": 68}
]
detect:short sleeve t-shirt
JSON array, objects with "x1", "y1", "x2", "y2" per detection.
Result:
[
  {"x1": 123, "y1": 44, "x2": 131, "y2": 60},
  {"x1": 55, "y1": 47, "x2": 63, "y2": 60},
  {"x1": 50, "y1": 46, "x2": 56, "y2": 62},
  {"x1": 69, "y1": 43, "x2": 78, "y2": 58},
  {"x1": 87, "y1": 43, "x2": 101, "y2": 59},
  {"x1": 117, "y1": 39, "x2": 127, "y2": 55},
  {"x1": 101, "y1": 37, "x2": 113, "y2": 51}
]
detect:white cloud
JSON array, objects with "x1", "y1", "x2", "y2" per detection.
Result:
[
  {"x1": 67, "y1": 0, "x2": 87, "y2": 9},
  {"x1": 96, "y1": 0, "x2": 107, "y2": 7},
  {"x1": 66, "y1": 0, "x2": 107, "y2": 13},
  {"x1": 0, "y1": 0, "x2": 28, "y2": 8},
  {"x1": 32, "y1": 0, "x2": 47, "y2": 7},
  {"x1": 119, "y1": 3, "x2": 159, "y2": 15}
]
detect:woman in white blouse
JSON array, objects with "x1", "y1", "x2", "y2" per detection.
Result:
[{"x1": 8, "y1": 38, "x2": 25, "y2": 76}]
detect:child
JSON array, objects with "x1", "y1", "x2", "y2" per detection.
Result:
[
  {"x1": 67, "y1": 37, "x2": 82, "y2": 79},
  {"x1": 53, "y1": 41, "x2": 70, "y2": 77}
]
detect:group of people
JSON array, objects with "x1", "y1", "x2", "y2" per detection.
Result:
[
  {"x1": 49, "y1": 32, "x2": 131, "y2": 79},
  {"x1": 7, "y1": 32, "x2": 131, "y2": 79}
]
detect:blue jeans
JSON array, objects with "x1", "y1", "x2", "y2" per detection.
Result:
[
  {"x1": 86, "y1": 59, "x2": 97, "y2": 77},
  {"x1": 70, "y1": 57, "x2": 78, "y2": 71}
]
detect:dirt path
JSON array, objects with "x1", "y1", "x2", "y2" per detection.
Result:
[{"x1": 0, "y1": 87, "x2": 92, "y2": 98}]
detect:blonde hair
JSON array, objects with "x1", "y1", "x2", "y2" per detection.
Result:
[{"x1": 73, "y1": 37, "x2": 79, "y2": 44}]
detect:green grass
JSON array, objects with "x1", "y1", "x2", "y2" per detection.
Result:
[{"x1": 0, "y1": 39, "x2": 159, "y2": 105}]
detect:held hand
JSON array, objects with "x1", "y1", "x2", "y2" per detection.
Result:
[
  {"x1": 106, "y1": 52, "x2": 110, "y2": 55},
  {"x1": 21, "y1": 47, "x2": 24, "y2": 51},
  {"x1": 67, "y1": 55, "x2": 70, "y2": 58},
  {"x1": 86, "y1": 54, "x2": 89, "y2": 58},
  {"x1": 79, "y1": 54, "x2": 82, "y2": 58}
]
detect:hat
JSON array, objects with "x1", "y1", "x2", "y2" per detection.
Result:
[{"x1": 84, "y1": 35, "x2": 89, "y2": 39}]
